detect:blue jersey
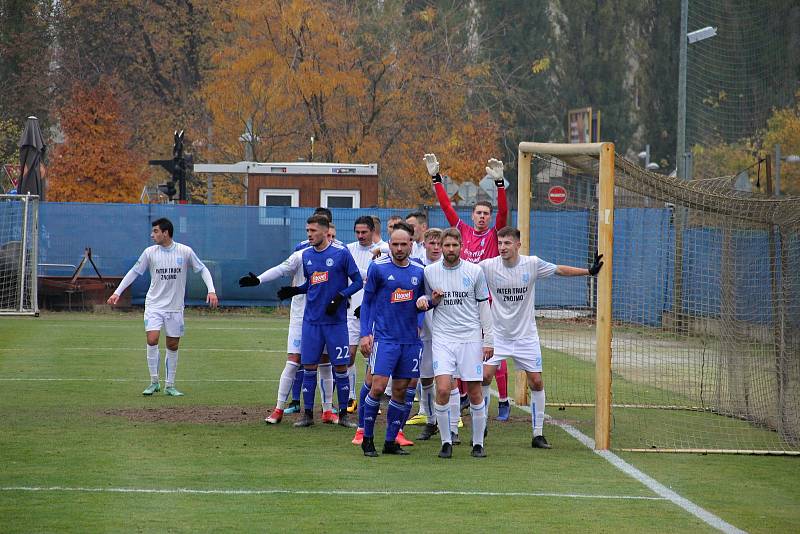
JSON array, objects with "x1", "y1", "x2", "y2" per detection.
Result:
[
  {"x1": 297, "y1": 242, "x2": 362, "y2": 325},
  {"x1": 360, "y1": 257, "x2": 425, "y2": 343}
]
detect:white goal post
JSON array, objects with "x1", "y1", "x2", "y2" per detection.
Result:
[{"x1": 0, "y1": 194, "x2": 39, "y2": 316}]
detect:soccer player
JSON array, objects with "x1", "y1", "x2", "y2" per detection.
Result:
[
  {"x1": 405, "y1": 211, "x2": 428, "y2": 260},
  {"x1": 107, "y1": 218, "x2": 218, "y2": 396},
  {"x1": 480, "y1": 227, "x2": 603, "y2": 448},
  {"x1": 424, "y1": 152, "x2": 513, "y2": 420},
  {"x1": 358, "y1": 222, "x2": 425, "y2": 456},
  {"x1": 370, "y1": 216, "x2": 386, "y2": 249},
  {"x1": 346, "y1": 216, "x2": 381, "y2": 413},
  {"x1": 238, "y1": 231, "x2": 341, "y2": 425},
  {"x1": 276, "y1": 214, "x2": 363, "y2": 428},
  {"x1": 417, "y1": 228, "x2": 493, "y2": 458},
  {"x1": 408, "y1": 228, "x2": 444, "y2": 436}
]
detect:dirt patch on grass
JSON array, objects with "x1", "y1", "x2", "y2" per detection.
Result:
[{"x1": 102, "y1": 406, "x2": 268, "y2": 424}]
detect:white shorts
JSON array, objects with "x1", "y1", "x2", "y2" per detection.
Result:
[
  {"x1": 347, "y1": 315, "x2": 360, "y2": 346},
  {"x1": 486, "y1": 336, "x2": 543, "y2": 372},
  {"x1": 420, "y1": 339, "x2": 434, "y2": 379},
  {"x1": 286, "y1": 323, "x2": 303, "y2": 355},
  {"x1": 144, "y1": 310, "x2": 184, "y2": 338},
  {"x1": 432, "y1": 338, "x2": 483, "y2": 382}
]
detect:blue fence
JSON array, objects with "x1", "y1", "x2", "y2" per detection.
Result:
[{"x1": 30, "y1": 202, "x2": 792, "y2": 328}]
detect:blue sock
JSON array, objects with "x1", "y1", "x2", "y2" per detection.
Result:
[
  {"x1": 334, "y1": 371, "x2": 350, "y2": 413},
  {"x1": 385, "y1": 399, "x2": 405, "y2": 443},
  {"x1": 292, "y1": 368, "x2": 304, "y2": 402},
  {"x1": 400, "y1": 387, "x2": 415, "y2": 427},
  {"x1": 358, "y1": 382, "x2": 370, "y2": 428},
  {"x1": 363, "y1": 393, "x2": 381, "y2": 438},
  {"x1": 302, "y1": 369, "x2": 317, "y2": 411}
]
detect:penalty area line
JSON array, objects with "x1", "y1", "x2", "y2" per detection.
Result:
[
  {"x1": 0, "y1": 486, "x2": 665, "y2": 500},
  {"x1": 494, "y1": 389, "x2": 745, "y2": 534}
]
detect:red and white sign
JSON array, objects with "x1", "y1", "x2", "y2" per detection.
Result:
[
  {"x1": 548, "y1": 186, "x2": 568, "y2": 205},
  {"x1": 310, "y1": 271, "x2": 328, "y2": 284},
  {"x1": 390, "y1": 288, "x2": 413, "y2": 303}
]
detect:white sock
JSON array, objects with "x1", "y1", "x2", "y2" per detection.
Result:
[
  {"x1": 471, "y1": 401, "x2": 486, "y2": 447},
  {"x1": 531, "y1": 389, "x2": 546, "y2": 437},
  {"x1": 348, "y1": 364, "x2": 357, "y2": 401},
  {"x1": 146, "y1": 344, "x2": 159, "y2": 382},
  {"x1": 434, "y1": 402, "x2": 451, "y2": 445},
  {"x1": 385, "y1": 376, "x2": 393, "y2": 397},
  {"x1": 318, "y1": 363, "x2": 333, "y2": 411},
  {"x1": 421, "y1": 383, "x2": 434, "y2": 419},
  {"x1": 449, "y1": 388, "x2": 460, "y2": 434},
  {"x1": 165, "y1": 349, "x2": 178, "y2": 386},
  {"x1": 482, "y1": 385, "x2": 491, "y2": 414},
  {"x1": 276, "y1": 361, "x2": 299, "y2": 409}
]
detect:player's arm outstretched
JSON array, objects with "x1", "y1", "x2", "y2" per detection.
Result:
[
  {"x1": 107, "y1": 251, "x2": 148, "y2": 306},
  {"x1": 425, "y1": 153, "x2": 460, "y2": 227},
  {"x1": 239, "y1": 251, "x2": 301, "y2": 288},
  {"x1": 555, "y1": 252, "x2": 604, "y2": 277}
]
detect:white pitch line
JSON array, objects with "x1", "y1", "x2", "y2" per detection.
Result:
[
  {"x1": 0, "y1": 378, "x2": 278, "y2": 383},
  {"x1": 494, "y1": 389, "x2": 745, "y2": 534},
  {"x1": 4, "y1": 324, "x2": 289, "y2": 332},
  {"x1": 0, "y1": 347, "x2": 285, "y2": 353},
  {"x1": 0, "y1": 486, "x2": 665, "y2": 500}
]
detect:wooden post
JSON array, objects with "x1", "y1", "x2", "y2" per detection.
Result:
[
  {"x1": 594, "y1": 143, "x2": 615, "y2": 450},
  {"x1": 516, "y1": 149, "x2": 532, "y2": 406}
]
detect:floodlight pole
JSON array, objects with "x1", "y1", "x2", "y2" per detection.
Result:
[{"x1": 676, "y1": 0, "x2": 688, "y2": 180}]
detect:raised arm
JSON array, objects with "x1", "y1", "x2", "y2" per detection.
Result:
[
  {"x1": 555, "y1": 253, "x2": 604, "y2": 277},
  {"x1": 486, "y1": 158, "x2": 508, "y2": 229},
  {"x1": 425, "y1": 153, "x2": 460, "y2": 227}
]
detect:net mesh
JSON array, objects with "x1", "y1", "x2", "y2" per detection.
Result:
[
  {"x1": 526, "y1": 150, "x2": 800, "y2": 453},
  {"x1": 0, "y1": 195, "x2": 39, "y2": 314}
]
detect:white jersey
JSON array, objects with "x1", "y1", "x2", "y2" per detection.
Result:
[
  {"x1": 258, "y1": 249, "x2": 307, "y2": 324},
  {"x1": 346, "y1": 241, "x2": 379, "y2": 313},
  {"x1": 423, "y1": 259, "x2": 489, "y2": 343},
  {"x1": 480, "y1": 254, "x2": 556, "y2": 340},
  {"x1": 419, "y1": 255, "x2": 441, "y2": 341},
  {"x1": 411, "y1": 241, "x2": 426, "y2": 261},
  {"x1": 133, "y1": 242, "x2": 209, "y2": 312}
]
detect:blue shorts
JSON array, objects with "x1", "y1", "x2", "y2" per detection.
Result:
[
  {"x1": 370, "y1": 340, "x2": 422, "y2": 379},
  {"x1": 301, "y1": 322, "x2": 349, "y2": 366}
]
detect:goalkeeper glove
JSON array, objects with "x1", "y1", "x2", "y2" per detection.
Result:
[
  {"x1": 277, "y1": 286, "x2": 301, "y2": 300},
  {"x1": 588, "y1": 253, "x2": 604, "y2": 276},
  {"x1": 238, "y1": 272, "x2": 260, "y2": 287},
  {"x1": 423, "y1": 153, "x2": 442, "y2": 184},
  {"x1": 486, "y1": 158, "x2": 505, "y2": 187},
  {"x1": 326, "y1": 293, "x2": 345, "y2": 315},
  {"x1": 353, "y1": 305, "x2": 361, "y2": 319}
]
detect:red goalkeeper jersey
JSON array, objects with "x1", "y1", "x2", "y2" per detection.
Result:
[{"x1": 433, "y1": 181, "x2": 508, "y2": 263}]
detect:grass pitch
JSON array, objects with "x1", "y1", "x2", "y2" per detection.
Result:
[{"x1": 1, "y1": 311, "x2": 798, "y2": 532}]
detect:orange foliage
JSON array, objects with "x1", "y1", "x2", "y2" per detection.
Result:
[
  {"x1": 203, "y1": 0, "x2": 502, "y2": 206},
  {"x1": 49, "y1": 82, "x2": 146, "y2": 202}
]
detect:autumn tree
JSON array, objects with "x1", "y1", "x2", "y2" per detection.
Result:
[
  {"x1": 203, "y1": 0, "x2": 502, "y2": 206},
  {"x1": 49, "y1": 82, "x2": 146, "y2": 202}
]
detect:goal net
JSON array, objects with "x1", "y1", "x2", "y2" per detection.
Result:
[
  {"x1": 518, "y1": 142, "x2": 800, "y2": 454},
  {"x1": 0, "y1": 195, "x2": 39, "y2": 315}
]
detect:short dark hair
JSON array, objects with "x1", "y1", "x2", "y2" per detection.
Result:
[
  {"x1": 390, "y1": 221, "x2": 415, "y2": 240},
  {"x1": 497, "y1": 226, "x2": 520, "y2": 240},
  {"x1": 473, "y1": 201, "x2": 493, "y2": 213},
  {"x1": 354, "y1": 216, "x2": 375, "y2": 231},
  {"x1": 405, "y1": 211, "x2": 427, "y2": 225},
  {"x1": 441, "y1": 227, "x2": 462, "y2": 244},
  {"x1": 152, "y1": 218, "x2": 173, "y2": 237},
  {"x1": 307, "y1": 214, "x2": 330, "y2": 228},
  {"x1": 371, "y1": 216, "x2": 381, "y2": 230},
  {"x1": 313, "y1": 207, "x2": 333, "y2": 222}
]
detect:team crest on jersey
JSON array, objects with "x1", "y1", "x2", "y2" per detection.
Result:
[
  {"x1": 480, "y1": 238, "x2": 485, "y2": 247},
  {"x1": 463, "y1": 276, "x2": 471, "y2": 288},
  {"x1": 310, "y1": 271, "x2": 328, "y2": 284},
  {"x1": 411, "y1": 276, "x2": 419, "y2": 285},
  {"x1": 176, "y1": 257, "x2": 183, "y2": 265},
  {"x1": 390, "y1": 288, "x2": 413, "y2": 303},
  {"x1": 325, "y1": 258, "x2": 334, "y2": 267},
  {"x1": 522, "y1": 273, "x2": 530, "y2": 284}
]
